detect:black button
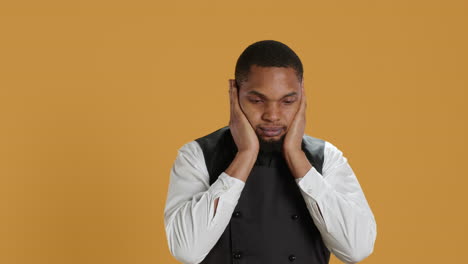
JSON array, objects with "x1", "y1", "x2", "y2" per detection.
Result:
[
  {"x1": 233, "y1": 211, "x2": 241, "y2": 217},
  {"x1": 233, "y1": 252, "x2": 242, "y2": 259},
  {"x1": 291, "y1": 214, "x2": 299, "y2": 220},
  {"x1": 289, "y1": 254, "x2": 296, "y2": 261}
]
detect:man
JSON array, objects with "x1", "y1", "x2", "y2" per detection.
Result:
[{"x1": 164, "y1": 40, "x2": 377, "y2": 264}]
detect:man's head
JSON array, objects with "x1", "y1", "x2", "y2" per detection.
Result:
[{"x1": 233, "y1": 40, "x2": 304, "y2": 151}]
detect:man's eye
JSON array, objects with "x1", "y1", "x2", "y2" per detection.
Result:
[
  {"x1": 249, "y1": 99, "x2": 263, "y2": 104},
  {"x1": 284, "y1": 100, "x2": 295, "y2": 105}
]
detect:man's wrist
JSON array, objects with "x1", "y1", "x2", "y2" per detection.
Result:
[
  {"x1": 225, "y1": 150, "x2": 258, "y2": 183},
  {"x1": 284, "y1": 148, "x2": 303, "y2": 162},
  {"x1": 284, "y1": 149, "x2": 312, "y2": 179}
]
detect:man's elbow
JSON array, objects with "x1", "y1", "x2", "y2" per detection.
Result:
[
  {"x1": 170, "y1": 246, "x2": 200, "y2": 264},
  {"x1": 345, "y1": 243, "x2": 375, "y2": 263},
  {"x1": 166, "y1": 236, "x2": 200, "y2": 264},
  {"x1": 344, "y1": 225, "x2": 377, "y2": 263},
  {"x1": 166, "y1": 231, "x2": 204, "y2": 264}
]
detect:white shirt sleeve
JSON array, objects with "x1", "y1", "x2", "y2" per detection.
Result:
[
  {"x1": 164, "y1": 140, "x2": 245, "y2": 264},
  {"x1": 294, "y1": 141, "x2": 377, "y2": 264}
]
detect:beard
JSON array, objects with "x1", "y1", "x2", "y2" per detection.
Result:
[{"x1": 257, "y1": 133, "x2": 285, "y2": 154}]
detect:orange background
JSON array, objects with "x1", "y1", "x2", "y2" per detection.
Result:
[{"x1": 1, "y1": 1, "x2": 467, "y2": 263}]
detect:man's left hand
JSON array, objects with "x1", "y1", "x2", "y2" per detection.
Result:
[
  {"x1": 283, "y1": 81, "x2": 306, "y2": 154},
  {"x1": 282, "y1": 81, "x2": 313, "y2": 179}
]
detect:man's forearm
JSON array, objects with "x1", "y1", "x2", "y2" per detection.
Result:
[
  {"x1": 290, "y1": 143, "x2": 377, "y2": 263},
  {"x1": 214, "y1": 151, "x2": 257, "y2": 216},
  {"x1": 284, "y1": 149, "x2": 312, "y2": 179},
  {"x1": 224, "y1": 150, "x2": 258, "y2": 183}
]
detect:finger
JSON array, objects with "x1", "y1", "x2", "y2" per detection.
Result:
[
  {"x1": 301, "y1": 86, "x2": 307, "y2": 112},
  {"x1": 301, "y1": 87, "x2": 307, "y2": 124},
  {"x1": 229, "y1": 79, "x2": 234, "y2": 122},
  {"x1": 304, "y1": 87, "x2": 307, "y2": 109},
  {"x1": 231, "y1": 80, "x2": 242, "y2": 114}
]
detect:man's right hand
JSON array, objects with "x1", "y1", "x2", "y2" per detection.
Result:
[
  {"x1": 223, "y1": 79, "x2": 259, "y2": 184},
  {"x1": 228, "y1": 79, "x2": 259, "y2": 154}
]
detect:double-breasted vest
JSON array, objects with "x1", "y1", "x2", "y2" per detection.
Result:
[{"x1": 195, "y1": 126, "x2": 330, "y2": 264}]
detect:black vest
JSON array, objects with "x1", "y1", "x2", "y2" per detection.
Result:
[{"x1": 195, "y1": 126, "x2": 330, "y2": 264}]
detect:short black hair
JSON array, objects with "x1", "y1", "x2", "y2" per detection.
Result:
[{"x1": 234, "y1": 40, "x2": 303, "y2": 88}]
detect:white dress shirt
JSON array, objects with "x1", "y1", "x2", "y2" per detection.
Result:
[{"x1": 164, "y1": 135, "x2": 377, "y2": 264}]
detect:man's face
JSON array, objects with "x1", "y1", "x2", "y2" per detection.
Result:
[{"x1": 238, "y1": 65, "x2": 303, "y2": 145}]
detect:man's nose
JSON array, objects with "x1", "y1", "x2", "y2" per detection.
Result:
[{"x1": 262, "y1": 103, "x2": 280, "y2": 122}]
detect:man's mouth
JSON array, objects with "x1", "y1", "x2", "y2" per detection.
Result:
[{"x1": 260, "y1": 127, "x2": 283, "y2": 137}]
